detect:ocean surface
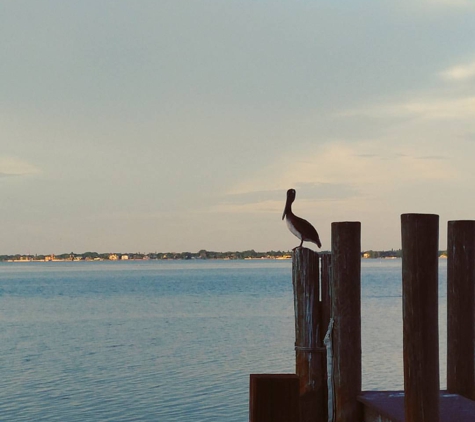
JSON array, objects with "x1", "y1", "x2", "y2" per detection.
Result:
[{"x1": 0, "y1": 259, "x2": 447, "y2": 421}]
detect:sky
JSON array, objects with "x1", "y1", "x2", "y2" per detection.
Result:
[{"x1": 2, "y1": 0, "x2": 475, "y2": 254}]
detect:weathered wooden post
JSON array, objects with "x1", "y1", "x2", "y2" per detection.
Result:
[
  {"x1": 401, "y1": 213, "x2": 440, "y2": 422},
  {"x1": 250, "y1": 374, "x2": 300, "y2": 422},
  {"x1": 331, "y1": 222, "x2": 362, "y2": 422},
  {"x1": 292, "y1": 247, "x2": 325, "y2": 422},
  {"x1": 447, "y1": 220, "x2": 475, "y2": 400}
]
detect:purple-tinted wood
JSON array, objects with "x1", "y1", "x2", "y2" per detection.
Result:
[
  {"x1": 331, "y1": 222, "x2": 362, "y2": 422},
  {"x1": 447, "y1": 220, "x2": 475, "y2": 400},
  {"x1": 401, "y1": 213, "x2": 440, "y2": 422},
  {"x1": 359, "y1": 391, "x2": 475, "y2": 422}
]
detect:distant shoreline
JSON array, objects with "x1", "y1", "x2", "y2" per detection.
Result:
[
  {"x1": 1, "y1": 248, "x2": 449, "y2": 262},
  {"x1": 3, "y1": 256, "x2": 295, "y2": 263},
  {"x1": 3, "y1": 256, "x2": 451, "y2": 263},
  {"x1": 1, "y1": 250, "x2": 294, "y2": 262},
  {"x1": 0, "y1": 249, "x2": 447, "y2": 262}
]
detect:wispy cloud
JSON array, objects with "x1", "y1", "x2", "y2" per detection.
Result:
[
  {"x1": 0, "y1": 172, "x2": 18, "y2": 178},
  {"x1": 404, "y1": 0, "x2": 475, "y2": 9},
  {"x1": 210, "y1": 200, "x2": 282, "y2": 214},
  {"x1": 462, "y1": 132, "x2": 475, "y2": 141},
  {"x1": 0, "y1": 156, "x2": 41, "y2": 177},
  {"x1": 341, "y1": 97, "x2": 475, "y2": 120},
  {"x1": 222, "y1": 189, "x2": 282, "y2": 204},
  {"x1": 215, "y1": 183, "x2": 359, "y2": 214},
  {"x1": 227, "y1": 137, "x2": 461, "y2": 208},
  {"x1": 426, "y1": 0, "x2": 473, "y2": 6},
  {"x1": 414, "y1": 155, "x2": 448, "y2": 160},
  {"x1": 440, "y1": 61, "x2": 475, "y2": 81}
]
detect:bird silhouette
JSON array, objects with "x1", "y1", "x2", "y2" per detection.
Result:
[{"x1": 282, "y1": 188, "x2": 321, "y2": 250}]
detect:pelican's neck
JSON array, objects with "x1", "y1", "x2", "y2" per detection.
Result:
[{"x1": 284, "y1": 199, "x2": 293, "y2": 218}]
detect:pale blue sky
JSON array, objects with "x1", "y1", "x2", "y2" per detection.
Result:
[{"x1": 2, "y1": 0, "x2": 475, "y2": 254}]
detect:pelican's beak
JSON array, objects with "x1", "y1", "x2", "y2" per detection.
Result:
[
  {"x1": 282, "y1": 194, "x2": 290, "y2": 220},
  {"x1": 282, "y1": 200, "x2": 288, "y2": 220}
]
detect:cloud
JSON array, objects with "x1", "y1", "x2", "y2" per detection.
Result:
[
  {"x1": 210, "y1": 200, "x2": 282, "y2": 214},
  {"x1": 341, "y1": 97, "x2": 475, "y2": 120},
  {"x1": 426, "y1": 0, "x2": 473, "y2": 6},
  {"x1": 214, "y1": 183, "x2": 359, "y2": 214},
  {"x1": 284, "y1": 143, "x2": 456, "y2": 187},
  {"x1": 221, "y1": 189, "x2": 282, "y2": 204},
  {"x1": 403, "y1": 98, "x2": 475, "y2": 119},
  {"x1": 462, "y1": 132, "x2": 475, "y2": 141},
  {"x1": 440, "y1": 60, "x2": 475, "y2": 81},
  {"x1": 414, "y1": 155, "x2": 448, "y2": 160},
  {"x1": 225, "y1": 183, "x2": 357, "y2": 203},
  {"x1": 0, "y1": 157, "x2": 41, "y2": 177},
  {"x1": 401, "y1": 0, "x2": 475, "y2": 9},
  {"x1": 0, "y1": 172, "x2": 18, "y2": 178},
  {"x1": 226, "y1": 136, "x2": 462, "y2": 210}
]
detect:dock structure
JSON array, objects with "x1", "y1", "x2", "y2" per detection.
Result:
[{"x1": 250, "y1": 214, "x2": 475, "y2": 421}]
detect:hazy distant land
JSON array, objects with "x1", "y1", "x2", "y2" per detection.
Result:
[
  {"x1": 1, "y1": 249, "x2": 449, "y2": 262},
  {"x1": 3, "y1": 250, "x2": 292, "y2": 262}
]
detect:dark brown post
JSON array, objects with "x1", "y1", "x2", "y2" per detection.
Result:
[
  {"x1": 447, "y1": 220, "x2": 475, "y2": 400},
  {"x1": 401, "y1": 213, "x2": 440, "y2": 422},
  {"x1": 250, "y1": 374, "x2": 300, "y2": 422},
  {"x1": 292, "y1": 247, "x2": 325, "y2": 422},
  {"x1": 331, "y1": 222, "x2": 362, "y2": 422}
]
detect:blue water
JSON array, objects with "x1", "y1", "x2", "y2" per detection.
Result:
[{"x1": 0, "y1": 259, "x2": 447, "y2": 421}]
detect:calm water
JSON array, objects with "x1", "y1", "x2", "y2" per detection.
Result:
[{"x1": 0, "y1": 259, "x2": 447, "y2": 421}]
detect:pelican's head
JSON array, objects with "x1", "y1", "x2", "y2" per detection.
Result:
[{"x1": 282, "y1": 188, "x2": 296, "y2": 220}]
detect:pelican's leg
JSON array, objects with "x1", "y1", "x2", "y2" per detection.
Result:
[{"x1": 292, "y1": 239, "x2": 304, "y2": 251}]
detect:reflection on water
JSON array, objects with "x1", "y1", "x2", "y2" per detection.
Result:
[{"x1": 0, "y1": 259, "x2": 447, "y2": 421}]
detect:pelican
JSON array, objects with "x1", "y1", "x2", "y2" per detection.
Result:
[{"x1": 282, "y1": 188, "x2": 321, "y2": 249}]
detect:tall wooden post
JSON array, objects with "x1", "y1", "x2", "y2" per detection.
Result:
[
  {"x1": 292, "y1": 247, "x2": 325, "y2": 422},
  {"x1": 331, "y1": 222, "x2": 362, "y2": 422},
  {"x1": 447, "y1": 220, "x2": 475, "y2": 400},
  {"x1": 401, "y1": 213, "x2": 440, "y2": 422}
]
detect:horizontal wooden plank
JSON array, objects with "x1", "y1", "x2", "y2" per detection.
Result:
[{"x1": 359, "y1": 391, "x2": 475, "y2": 422}]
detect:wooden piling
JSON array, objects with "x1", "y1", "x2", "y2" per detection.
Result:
[
  {"x1": 292, "y1": 247, "x2": 325, "y2": 422},
  {"x1": 249, "y1": 374, "x2": 300, "y2": 422},
  {"x1": 447, "y1": 220, "x2": 475, "y2": 400},
  {"x1": 331, "y1": 222, "x2": 362, "y2": 422},
  {"x1": 401, "y1": 213, "x2": 440, "y2": 422}
]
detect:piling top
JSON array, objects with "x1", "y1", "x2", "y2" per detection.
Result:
[
  {"x1": 401, "y1": 213, "x2": 439, "y2": 218},
  {"x1": 330, "y1": 221, "x2": 361, "y2": 227},
  {"x1": 400, "y1": 213, "x2": 440, "y2": 232}
]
